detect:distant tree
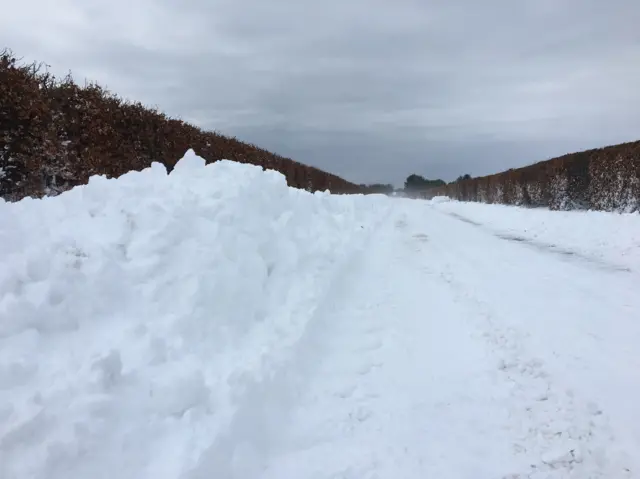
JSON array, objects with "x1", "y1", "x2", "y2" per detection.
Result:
[
  {"x1": 455, "y1": 173, "x2": 472, "y2": 183},
  {"x1": 404, "y1": 174, "x2": 445, "y2": 191},
  {"x1": 404, "y1": 174, "x2": 425, "y2": 190},
  {"x1": 361, "y1": 183, "x2": 394, "y2": 195}
]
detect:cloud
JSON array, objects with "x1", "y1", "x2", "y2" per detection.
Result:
[{"x1": 3, "y1": 0, "x2": 640, "y2": 186}]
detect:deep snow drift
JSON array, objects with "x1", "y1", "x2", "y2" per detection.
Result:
[
  {"x1": 0, "y1": 151, "x2": 388, "y2": 479},
  {"x1": 1, "y1": 156, "x2": 639, "y2": 479}
]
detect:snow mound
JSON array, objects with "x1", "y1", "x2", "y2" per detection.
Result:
[
  {"x1": 428, "y1": 196, "x2": 451, "y2": 204},
  {"x1": 0, "y1": 150, "x2": 389, "y2": 479}
]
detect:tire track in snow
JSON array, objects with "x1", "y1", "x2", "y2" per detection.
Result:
[
  {"x1": 423, "y1": 209, "x2": 634, "y2": 478},
  {"x1": 185, "y1": 206, "x2": 393, "y2": 479},
  {"x1": 444, "y1": 211, "x2": 632, "y2": 273},
  {"x1": 258, "y1": 209, "x2": 407, "y2": 479},
  {"x1": 263, "y1": 206, "x2": 541, "y2": 478}
]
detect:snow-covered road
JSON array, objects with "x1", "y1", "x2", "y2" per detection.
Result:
[
  {"x1": 261, "y1": 200, "x2": 639, "y2": 479},
  {"x1": 1, "y1": 153, "x2": 639, "y2": 478}
]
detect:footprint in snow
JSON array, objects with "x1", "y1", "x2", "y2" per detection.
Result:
[
  {"x1": 357, "y1": 340, "x2": 383, "y2": 352},
  {"x1": 356, "y1": 362, "x2": 383, "y2": 375},
  {"x1": 335, "y1": 384, "x2": 357, "y2": 399}
]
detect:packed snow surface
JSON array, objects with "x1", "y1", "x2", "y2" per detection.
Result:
[
  {"x1": 1, "y1": 154, "x2": 639, "y2": 479},
  {"x1": 428, "y1": 197, "x2": 640, "y2": 272}
]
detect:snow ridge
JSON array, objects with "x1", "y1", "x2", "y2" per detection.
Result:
[{"x1": 0, "y1": 150, "x2": 388, "y2": 479}]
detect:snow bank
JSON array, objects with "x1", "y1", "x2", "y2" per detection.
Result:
[
  {"x1": 0, "y1": 150, "x2": 389, "y2": 479},
  {"x1": 427, "y1": 195, "x2": 451, "y2": 204},
  {"x1": 429, "y1": 200, "x2": 640, "y2": 271}
]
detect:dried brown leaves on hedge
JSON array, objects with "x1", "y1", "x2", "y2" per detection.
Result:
[
  {"x1": 0, "y1": 50, "x2": 362, "y2": 201},
  {"x1": 426, "y1": 142, "x2": 640, "y2": 212}
]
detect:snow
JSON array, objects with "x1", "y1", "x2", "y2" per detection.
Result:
[
  {"x1": 262, "y1": 200, "x2": 639, "y2": 479},
  {"x1": 0, "y1": 150, "x2": 388, "y2": 479},
  {"x1": 428, "y1": 197, "x2": 640, "y2": 272},
  {"x1": 428, "y1": 195, "x2": 451, "y2": 204},
  {"x1": 1, "y1": 153, "x2": 640, "y2": 478}
]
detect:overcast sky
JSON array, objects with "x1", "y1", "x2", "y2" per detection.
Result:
[{"x1": 3, "y1": 0, "x2": 640, "y2": 186}]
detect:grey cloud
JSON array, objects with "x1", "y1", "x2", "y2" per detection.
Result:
[{"x1": 2, "y1": 0, "x2": 639, "y2": 187}]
